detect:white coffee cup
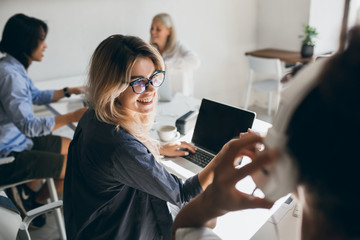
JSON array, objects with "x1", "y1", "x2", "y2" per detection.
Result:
[{"x1": 157, "y1": 125, "x2": 180, "y2": 142}]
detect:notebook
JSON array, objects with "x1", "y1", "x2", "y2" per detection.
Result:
[{"x1": 162, "y1": 98, "x2": 256, "y2": 176}]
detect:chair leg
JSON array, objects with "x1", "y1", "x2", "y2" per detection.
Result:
[
  {"x1": 275, "y1": 92, "x2": 281, "y2": 114},
  {"x1": 244, "y1": 86, "x2": 251, "y2": 109},
  {"x1": 46, "y1": 178, "x2": 66, "y2": 240},
  {"x1": 17, "y1": 227, "x2": 31, "y2": 240},
  {"x1": 268, "y1": 92, "x2": 273, "y2": 116},
  {"x1": 244, "y1": 72, "x2": 253, "y2": 109},
  {"x1": 19, "y1": 201, "x2": 63, "y2": 240}
]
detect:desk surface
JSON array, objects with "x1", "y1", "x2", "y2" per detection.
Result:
[
  {"x1": 245, "y1": 48, "x2": 314, "y2": 64},
  {"x1": 46, "y1": 93, "x2": 287, "y2": 240}
]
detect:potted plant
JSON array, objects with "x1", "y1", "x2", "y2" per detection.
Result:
[{"x1": 299, "y1": 24, "x2": 318, "y2": 58}]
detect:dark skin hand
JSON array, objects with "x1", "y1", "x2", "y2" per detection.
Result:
[{"x1": 172, "y1": 133, "x2": 278, "y2": 239}]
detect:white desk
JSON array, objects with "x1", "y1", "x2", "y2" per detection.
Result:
[
  {"x1": 35, "y1": 75, "x2": 86, "y2": 137},
  {"x1": 45, "y1": 92, "x2": 292, "y2": 240}
]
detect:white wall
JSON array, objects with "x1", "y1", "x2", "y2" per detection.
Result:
[
  {"x1": 257, "y1": 0, "x2": 360, "y2": 55},
  {"x1": 309, "y1": 0, "x2": 345, "y2": 54},
  {"x1": 1, "y1": 0, "x2": 359, "y2": 109},
  {"x1": 312, "y1": 0, "x2": 360, "y2": 54},
  {"x1": 349, "y1": 0, "x2": 360, "y2": 26},
  {"x1": 0, "y1": 0, "x2": 258, "y2": 107},
  {"x1": 257, "y1": 0, "x2": 311, "y2": 51},
  {"x1": 252, "y1": 0, "x2": 360, "y2": 110}
]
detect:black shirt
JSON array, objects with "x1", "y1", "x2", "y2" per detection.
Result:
[{"x1": 64, "y1": 109, "x2": 202, "y2": 240}]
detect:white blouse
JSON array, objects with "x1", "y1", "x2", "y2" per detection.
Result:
[{"x1": 163, "y1": 41, "x2": 200, "y2": 96}]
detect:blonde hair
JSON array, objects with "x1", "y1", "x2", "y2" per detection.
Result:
[
  {"x1": 86, "y1": 35, "x2": 164, "y2": 156},
  {"x1": 151, "y1": 13, "x2": 177, "y2": 53}
]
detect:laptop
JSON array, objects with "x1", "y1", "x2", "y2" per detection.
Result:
[{"x1": 162, "y1": 98, "x2": 256, "y2": 177}]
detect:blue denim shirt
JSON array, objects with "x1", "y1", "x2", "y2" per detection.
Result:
[
  {"x1": 64, "y1": 109, "x2": 203, "y2": 240},
  {"x1": 0, "y1": 55, "x2": 55, "y2": 157}
]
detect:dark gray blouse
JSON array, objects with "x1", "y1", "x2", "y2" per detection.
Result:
[{"x1": 64, "y1": 109, "x2": 202, "y2": 240}]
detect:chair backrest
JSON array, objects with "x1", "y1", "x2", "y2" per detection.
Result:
[
  {"x1": 247, "y1": 56, "x2": 282, "y2": 79},
  {"x1": 0, "y1": 191, "x2": 22, "y2": 240},
  {"x1": 0, "y1": 156, "x2": 15, "y2": 165},
  {"x1": 0, "y1": 157, "x2": 66, "y2": 240},
  {"x1": 0, "y1": 181, "x2": 36, "y2": 191}
]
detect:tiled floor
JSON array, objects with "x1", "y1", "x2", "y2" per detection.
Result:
[{"x1": 29, "y1": 211, "x2": 61, "y2": 240}]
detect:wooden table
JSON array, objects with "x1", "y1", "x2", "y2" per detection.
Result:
[{"x1": 245, "y1": 48, "x2": 314, "y2": 64}]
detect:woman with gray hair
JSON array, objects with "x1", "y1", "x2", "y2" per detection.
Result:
[{"x1": 150, "y1": 13, "x2": 200, "y2": 96}]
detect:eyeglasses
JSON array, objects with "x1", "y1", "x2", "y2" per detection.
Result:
[{"x1": 129, "y1": 70, "x2": 165, "y2": 94}]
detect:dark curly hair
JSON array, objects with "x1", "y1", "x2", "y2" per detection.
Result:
[{"x1": 287, "y1": 25, "x2": 360, "y2": 238}]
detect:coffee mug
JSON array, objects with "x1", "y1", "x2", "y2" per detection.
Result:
[{"x1": 157, "y1": 125, "x2": 180, "y2": 142}]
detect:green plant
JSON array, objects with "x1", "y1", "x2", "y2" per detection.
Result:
[{"x1": 299, "y1": 24, "x2": 318, "y2": 46}]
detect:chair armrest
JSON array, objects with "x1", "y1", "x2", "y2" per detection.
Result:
[
  {"x1": 19, "y1": 200, "x2": 63, "y2": 230},
  {"x1": 0, "y1": 156, "x2": 15, "y2": 165}
]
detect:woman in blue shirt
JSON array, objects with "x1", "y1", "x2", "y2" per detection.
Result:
[
  {"x1": 63, "y1": 35, "x2": 229, "y2": 240},
  {"x1": 0, "y1": 13, "x2": 86, "y2": 227}
]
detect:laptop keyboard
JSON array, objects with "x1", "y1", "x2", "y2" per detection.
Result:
[{"x1": 183, "y1": 148, "x2": 214, "y2": 168}]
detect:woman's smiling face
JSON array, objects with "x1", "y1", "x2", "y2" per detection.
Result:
[{"x1": 117, "y1": 57, "x2": 157, "y2": 114}]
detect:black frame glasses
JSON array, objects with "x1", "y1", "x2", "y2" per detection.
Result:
[{"x1": 129, "y1": 70, "x2": 165, "y2": 94}]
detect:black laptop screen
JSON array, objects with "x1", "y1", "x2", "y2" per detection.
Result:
[{"x1": 191, "y1": 99, "x2": 256, "y2": 154}]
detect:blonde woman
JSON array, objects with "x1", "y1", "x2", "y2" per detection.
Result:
[
  {"x1": 63, "y1": 35, "x2": 225, "y2": 240},
  {"x1": 150, "y1": 13, "x2": 200, "y2": 96}
]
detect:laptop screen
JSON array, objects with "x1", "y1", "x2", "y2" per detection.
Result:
[{"x1": 191, "y1": 99, "x2": 256, "y2": 154}]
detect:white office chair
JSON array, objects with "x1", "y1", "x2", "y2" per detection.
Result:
[
  {"x1": 0, "y1": 156, "x2": 66, "y2": 240},
  {"x1": 1, "y1": 190, "x2": 63, "y2": 240},
  {"x1": 244, "y1": 56, "x2": 283, "y2": 116}
]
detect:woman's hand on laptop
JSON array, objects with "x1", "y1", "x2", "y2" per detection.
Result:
[{"x1": 159, "y1": 141, "x2": 196, "y2": 157}]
